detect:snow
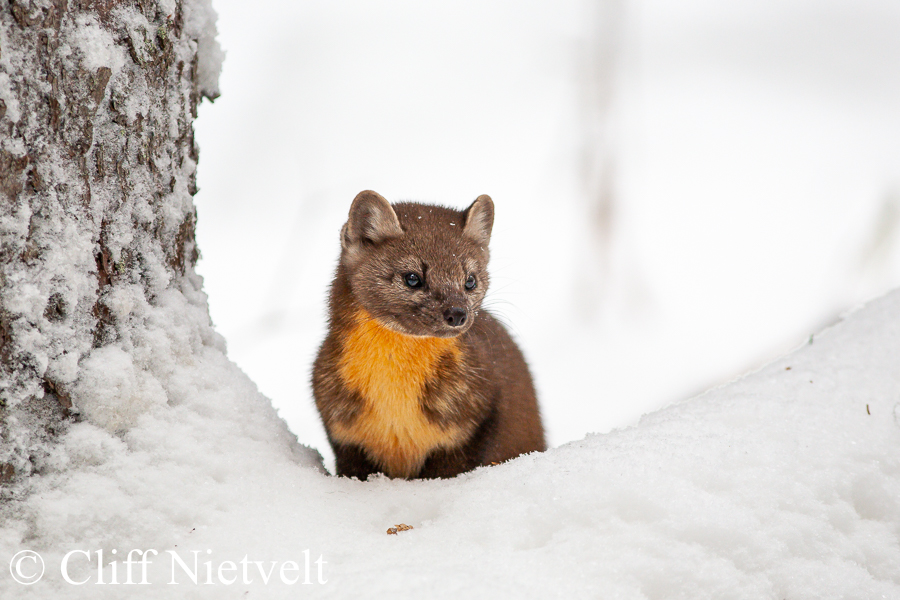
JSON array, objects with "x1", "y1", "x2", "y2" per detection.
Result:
[
  {"x1": 3, "y1": 282, "x2": 900, "y2": 596},
  {"x1": 183, "y1": 0, "x2": 225, "y2": 100},
  {"x1": 0, "y1": 20, "x2": 21, "y2": 124},
  {"x1": 0, "y1": 72, "x2": 21, "y2": 124},
  {"x1": 68, "y1": 15, "x2": 127, "y2": 76},
  {"x1": 72, "y1": 345, "x2": 168, "y2": 433}
]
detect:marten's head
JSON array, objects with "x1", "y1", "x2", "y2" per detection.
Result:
[{"x1": 338, "y1": 190, "x2": 493, "y2": 338}]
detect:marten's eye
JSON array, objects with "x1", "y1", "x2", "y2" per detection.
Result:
[
  {"x1": 465, "y1": 274, "x2": 477, "y2": 290},
  {"x1": 404, "y1": 273, "x2": 422, "y2": 288}
]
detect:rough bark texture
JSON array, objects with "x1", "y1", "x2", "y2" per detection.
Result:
[{"x1": 0, "y1": 0, "x2": 220, "y2": 495}]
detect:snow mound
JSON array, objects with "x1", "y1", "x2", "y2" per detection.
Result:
[{"x1": 2, "y1": 288, "x2": 899, "y2": 597}]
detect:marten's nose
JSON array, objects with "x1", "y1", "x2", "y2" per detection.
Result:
[{"x1": 444, "y1": 307, "x2": 467, "y2": 327}]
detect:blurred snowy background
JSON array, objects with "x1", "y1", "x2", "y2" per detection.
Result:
[{"x1": 192, "y1": 0, "x2": 900, "y2": 468}]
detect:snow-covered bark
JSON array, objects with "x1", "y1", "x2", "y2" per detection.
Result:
[{"x1": 0, "y1": 0, "x2": 223, "y2": 490}]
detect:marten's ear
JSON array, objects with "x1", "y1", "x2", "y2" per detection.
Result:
[
  {"x1": 342, "y1": 190, "x2": 404, "y2": 251},
  {"x1": 463, "y1": 194, "x2": 494, "y2": 246}
]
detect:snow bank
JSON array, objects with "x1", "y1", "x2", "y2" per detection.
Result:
[{"x1": 2, "y1": 282, "x2": 899, "y2": 597}]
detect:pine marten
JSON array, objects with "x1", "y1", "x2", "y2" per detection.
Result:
[{"x1": 312, "y1": 190, "x2": 546, "y2": 480}]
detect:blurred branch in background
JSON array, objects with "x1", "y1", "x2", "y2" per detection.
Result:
[{"x1": 575, "y1": 0, "x2": 625, "y2": 320}]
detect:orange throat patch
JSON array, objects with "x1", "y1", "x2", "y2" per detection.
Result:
[{"x1": 332, "y1": 310, "x2": 466, "y2": 478}]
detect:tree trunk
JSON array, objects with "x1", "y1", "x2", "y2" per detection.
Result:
[{"x1": 0, "y1": 0, "x2": 221, "y2": 492}]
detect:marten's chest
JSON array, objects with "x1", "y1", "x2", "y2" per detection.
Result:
[{"x1": 331, "y1": 311, "x2": 467, "y2": 478}]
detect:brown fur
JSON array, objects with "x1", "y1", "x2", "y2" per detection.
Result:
[{"x1": 312, "y1": 191, "x2": 546, "y2": 479}]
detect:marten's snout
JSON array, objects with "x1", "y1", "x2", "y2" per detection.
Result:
[{"x1": 443, "y1": 307, "x2": 468, "y2": 328}]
